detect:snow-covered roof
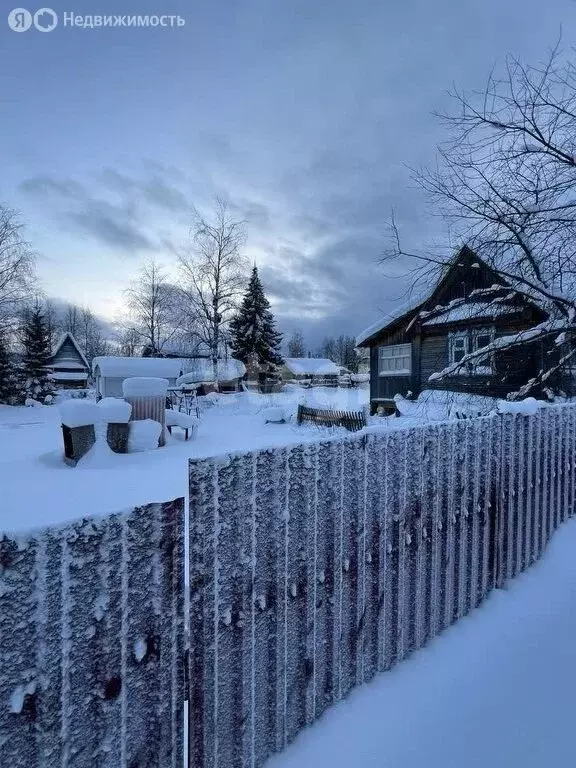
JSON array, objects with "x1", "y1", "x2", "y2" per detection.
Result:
[
  {"x1": 93, "y1": 355, "x2": 246, "y2": 382},
  {"x1": 52, "y1": 332, "x2": 89, "y2": 369},
  {"x1": 284, "y1": 358, "x2": 340, "y2": 375},
  {"x1": 355, "y1": 289, "x2": 431, "y2": 346},
  {"x1": 93, "y1": 356, "x2": 187, "y2": 379},
  {"x1": 422, "y1": 301, "x2": 522, "y2": 326},
  {"x1": 51, "y1": 361, "x2": 87, "y2": 371},
  {"x1": 50, "y1": 371, "x2": 89, "y2": 382},
  {"x1": 176, "y1": 358, "x2": 246, "y2": 385}
]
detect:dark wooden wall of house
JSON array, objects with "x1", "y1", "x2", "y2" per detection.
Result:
[
  {"x1": 369, "y1": 324, "x2": 419, "y2": 402},
  {"x1": 421, "y1": 322, "x2": 542, "y2": 399}
]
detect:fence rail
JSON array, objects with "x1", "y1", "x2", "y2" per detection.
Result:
[
  {"x1": 0, "y1": 498, "x2": 185, "y2": 768},
  {"x1": 188, "y1": 404, "x2": 576, "y2": 768}
]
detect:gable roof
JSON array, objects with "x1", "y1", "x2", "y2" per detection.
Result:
[
  {"x1": 51, "y1": 332, "x2": 89, "y2": 369},
  {"x1": 355, "y1": 246, "x2": 537, "y2": 346}
]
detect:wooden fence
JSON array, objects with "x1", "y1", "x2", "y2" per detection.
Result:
[
  {"x1": 0, "y1": 498, "x2": 185, "y2": 768},
  {"x1": 296, "y1": 404, "x2": 367, "y2": 432},
  {"x1": 187, "y1": 404, "x2": 576, "y2": 768}
]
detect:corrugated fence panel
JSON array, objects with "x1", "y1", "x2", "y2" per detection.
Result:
[
  {"x1": 188, "y1": 404, "x2": 576, "y2": 768},
  {"x1": 0, "y1": 498, "x2": 185, "y2": 768}
]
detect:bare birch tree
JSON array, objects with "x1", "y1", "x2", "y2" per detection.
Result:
[
  {"x1": 385, "y1": 44, "x2": 576, "y2": 397},
  {"x1": 0, "y1": 205, "x2": 36, "y2": 324},
  {"x1": 179, "y1": 198, "x2": 248, "y2": 377},
  {"x1": 123, "y1": 260, "x2": 178, "y2": 356}
]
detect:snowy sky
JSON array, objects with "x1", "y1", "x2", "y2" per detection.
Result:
[{"x1": 1, "y1": 0, "x2": 575, "y2": 347}]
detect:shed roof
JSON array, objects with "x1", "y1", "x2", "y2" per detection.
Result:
[
  {"x1": 93, "y1": 357, "x2": 187, "y2": 378},
  {"x1": 284, "y1": 358, "x2": 340, "y2": 375}
]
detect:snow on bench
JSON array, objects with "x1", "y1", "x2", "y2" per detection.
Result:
[
  {"x1": 165, "y1": 409, "x2": 199, "y2": 440},
  {"x1": 261, "y1": 406, "x2": 286, "y2": 424}
]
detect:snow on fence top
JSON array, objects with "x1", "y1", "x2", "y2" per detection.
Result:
[
  {"x1": 122, "y1": 377, "x2": 169, "y2": 397},
  {"x1": 59, "y1": 400, "x2": 100, "y2": 428},
  {"x1": 284, "y1": 357, "x2": 340, "y2": 375}
]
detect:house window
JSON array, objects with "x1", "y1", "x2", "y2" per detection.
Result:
[
  {"x1": 449, "y1": 333, "x2": 468, "y2": 364},
  {"x1": 448, "y1": 328, "x2": 495, "y2": 375},
  {"x1": 379, "y1": 344, "x2": 412, "y2": 376}
]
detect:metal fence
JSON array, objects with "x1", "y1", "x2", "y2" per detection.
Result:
[
  {"x1": 0, "y1": 498, "x2": 185, "y2": 768},
  {"x1": 187, "y1": 404, "x2": 576, "y2": 768}
]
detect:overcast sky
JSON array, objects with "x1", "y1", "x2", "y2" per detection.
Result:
[{"x1": 1, "y1": 0, "x2": 575, "y2": 348}]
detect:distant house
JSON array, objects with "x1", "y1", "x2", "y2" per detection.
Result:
[
  {"x1": 282, "y1": 358, "x2": 340, "y2": 387},
  {"x1": 50, "y1": 333, "x2": 90, "y2": 390},
  {"x1": 356, "y1": 246, "x2": 574, "y2": 414},
  {"x1": 92, "y1": 356, "x2": 246, "y2": 399}
]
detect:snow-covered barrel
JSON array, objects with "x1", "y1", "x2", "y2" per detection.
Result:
[{"x1": 122, "y1": 377, "x2": 169, "y2": 447}]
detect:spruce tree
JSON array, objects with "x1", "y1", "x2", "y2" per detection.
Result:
[
  {"x1": 0, "y1": 332, "x2": 18, "y2": 404},
  {"x1": 21, "y1": 304, "x2": 54, "y2": 402},
  {"x1": 230, "y1": 266, "x2": 283, "y2": 366}
]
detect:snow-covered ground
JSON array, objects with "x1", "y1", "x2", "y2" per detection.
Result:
[
  {"x1": 0, "y1": 386, "x2": 369, "y2": 533},
  {"x1": 270, "y1": 518, "x2": 576, "y2": 768}
]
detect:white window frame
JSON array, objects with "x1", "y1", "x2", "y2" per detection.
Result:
[
  {"x1": 448, "y1": 331, "x2": 468, "y2": 371},
  {"x1": 448, "y1": 328, "x2": 495, "y2": 376},
  {"x1": 378, "y1": 343, "x2": 412, "y2": 376}
]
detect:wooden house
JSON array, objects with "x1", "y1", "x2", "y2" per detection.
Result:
[
  {"x1": 356, "y1": 247, "x2": 573, "y2": 414},
  {"x1": 50, "y1": 332, "x2": 90, "y2": 389}
]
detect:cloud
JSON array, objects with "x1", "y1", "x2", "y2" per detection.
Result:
[
  {"x1": 99, "y1": 168, "x2": 189, "y2": 213},
  {"x1": 19, "y1": 168, "x2": 193, "y2": 253}
]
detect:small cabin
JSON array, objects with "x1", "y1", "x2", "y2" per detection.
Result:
[
  {"x1": 356, "y1": 246, "x2": 573, "y2": 414},
  {"x1": 50, "y1": 333, "x2": 90, "y2": 390},
  {"x1": 281, "y1": 358, "x2": 340, "y2": 387}
]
